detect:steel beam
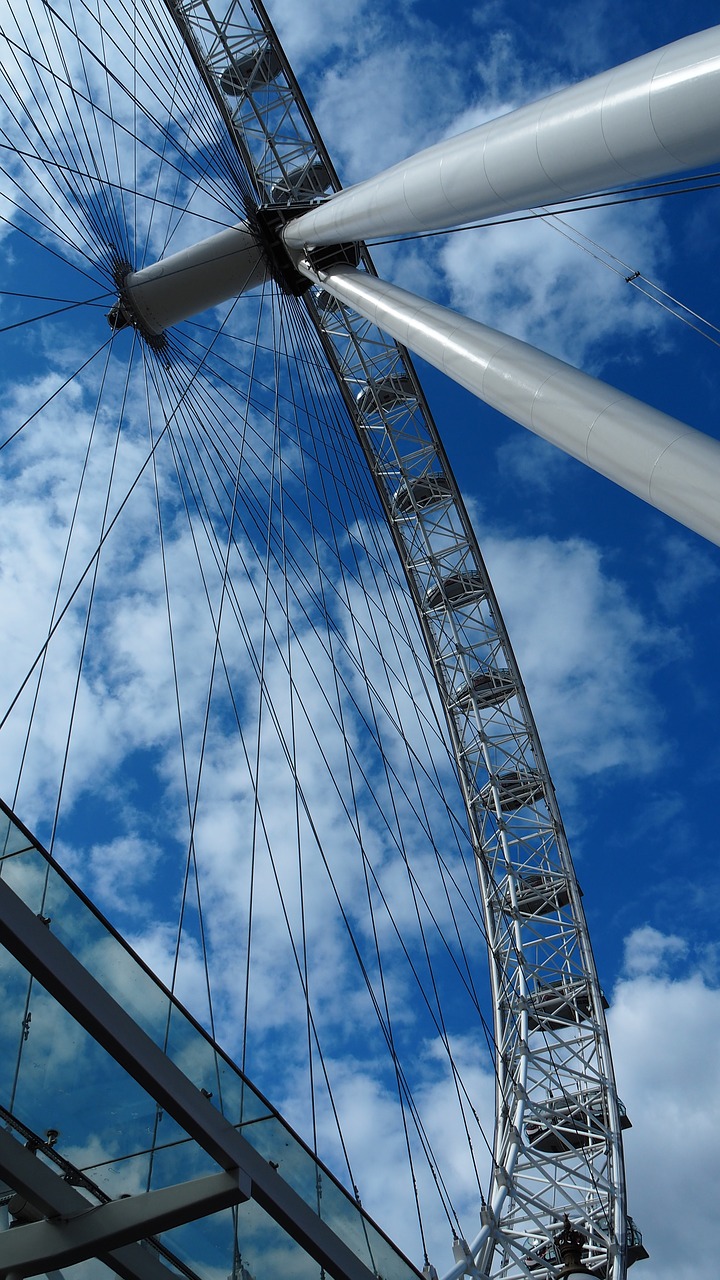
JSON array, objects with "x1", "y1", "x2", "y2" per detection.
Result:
[
  {"x1": 120, "y1": 222, "x2": 266, "y2": 336},
  {"x1": 0, "y1": 1129, "x2": 191, "y2": 1280},
  {"x1": 0, "y1": 878, "x2": 385, "y2": 1280},
  {"x1": 0, "y1": 1159, "x2": 245, "y2": 1277}
]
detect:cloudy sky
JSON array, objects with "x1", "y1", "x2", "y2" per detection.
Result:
[
  {"x1": 276, "y1": 3, "x2": 720, "y2": 1275},
  {"x1": 1, "y1": 1, "x2": 720, "y2": 1278}
]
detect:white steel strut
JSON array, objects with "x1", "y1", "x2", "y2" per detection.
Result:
[
  {"x1": 293, "y1": 263, "x2": 720, "y2": 548},
  {"x1": 283, "y1": 26, "x2": 720, "y2": 246},
  {"x1": 122, "y1": 12, "x2": 720, "y2": 547}
]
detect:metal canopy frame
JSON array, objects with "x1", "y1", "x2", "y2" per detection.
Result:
[
  {"x1": 0, "y1": 1129, "x2": 246, "y2": 1279},
  {"x1": 0, "y1": 800, "x2": 423, "y2": 1280}
]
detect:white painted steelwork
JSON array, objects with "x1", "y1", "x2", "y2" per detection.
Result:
[
  {"x1": 0, "y1": 1164, "x2": 247, "y2": 1275},
  {"x1": 284, "y1": 26, "x2": 720, "y2": 247},
  {"x1": 298, "y1": 263, "x2": 720, "y2": 547},
  {"x1": 4, "y1": 1, "x2": 683, "y2": 1279},
  {"x1": 306, "y1": 280, "x2": 625, "y2": 1280},
  {"x1": 121, "y1": 222, "x2": 266, "y2": 335},
  {"x1": 165, "y1": 4, "x2": 634, "y2": 1276}
]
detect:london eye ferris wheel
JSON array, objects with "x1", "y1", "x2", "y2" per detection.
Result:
[{"x1": 0, "y1": 3, "x2": 719, "y2": 1280}]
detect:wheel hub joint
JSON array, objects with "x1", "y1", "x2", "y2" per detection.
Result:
[
  {"x1": 106, "y1": 257, "x2": 168, "y2": 353},
  {"x1": 253, "y1": 203, "x2": 360, "y2": 295}
]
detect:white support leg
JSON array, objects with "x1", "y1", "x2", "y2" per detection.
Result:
[
  {"x1": 284, "y1": 27, "x2": 720, "y2": 248},
  {"x1": 300, "y1": 262, "x2": 720, "y2": 547}
]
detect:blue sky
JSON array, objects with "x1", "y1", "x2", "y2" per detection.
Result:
[{"x1": 1, "y1": 1, "x2": 720, "y2": 1278}]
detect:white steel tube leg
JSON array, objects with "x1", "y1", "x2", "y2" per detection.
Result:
[
  {"x1": 123, "y1": 222, "x2": 266, "y2": 335},
  {"x1": 285, "y1": 27, "x2": 720, "y2": 248},
  {"x1": 302, "y1": 263, "x2": 720, "y2": 547}
]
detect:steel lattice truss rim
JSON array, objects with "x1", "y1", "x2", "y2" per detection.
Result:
[{"x1": 159, "y1": 2, "x2": 633, "y2": 1278}]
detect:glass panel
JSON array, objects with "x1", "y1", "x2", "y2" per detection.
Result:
[
  {"x1": 0, "y1": 809, "x2": 34, "y2": 859},
  {"x1": 0, "y1": 800, "x2": 421, "y2": 1280}
]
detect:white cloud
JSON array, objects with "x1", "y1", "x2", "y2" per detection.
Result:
[
  {"x1": 609, "y1": 929, "x2": 720, "y2": 1280},
  {"x1": 494, "y1": 433, "x2": 573, "y2": 495},
  {"x1": 312, "y1": 39, "x2": 464, "y2": 185},
  {"x1": 622, "y1": 925, "x2": 688, "y2": 977},
  {"x1": 480, "y1": 531, "x2": 673, "y2": 785},
  {"x1": 269, "y1": 0, "x2": 371, "y2": 72},
  {"x1": 439, "y1": 203, "x2": 669, "y2": 369},
  {"x1": 651, "y1": 533, "x2": 720, "y2": 616}
]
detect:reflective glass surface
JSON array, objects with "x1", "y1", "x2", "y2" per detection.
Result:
[{"x1": 0, "y1": 801, "x2": 422, "y2": 1280}]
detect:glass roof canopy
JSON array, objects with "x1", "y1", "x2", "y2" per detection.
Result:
[{"x1": 0, "y1": 799, "x2": 424, "y2": 1280}]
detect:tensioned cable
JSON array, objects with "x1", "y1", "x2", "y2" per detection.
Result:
[
  {"x1": 165, "y1": 325, "x2": 464, "y2": 755},
  {"x1": 0, "y1": 345, "x2": 205, "y2": 734},
  {"x1": 140, "y1": 320, "x2": 246, "y2": 1187},
  {"x1": 93, "y1": 0, "x2": 137, "y2": 259},
  {"x1": 275, "y1": 291, "x2": 478, "y2": 1225},
  {"x1": 158, "y1": 330, "x2": 481, "y2": 880},
  {"x1": 274, "y1": 314, "x2": 609, "y2": 1213},
  {"x1": 6, "y1": 328, "x2": 120, "y2": 1112},
  {"x1": 1, "y1": 12, "x2": 124, "y2": 270},
  {"x1": 277, "y1": 295, "x2": 367, "y2": 1183},
  {"x1": 10, "y1": 341, "x2": 116, "y2": 809},
  {"x1": 50, "y1": 325, "x2": 489, "y2": 1264},
  {"x1": 279, "y1": 294, "x2": 492, "y2": 1023},
  {"x1": 45, "y1": 0, "x2": 252, "y2": 209},
  {"x1": 0, "y1": 150, "x2": 234, "y2": 225},
  {"x1": 90, "y1": 0, "x2": 256, "y2": 1080},
  {"x1": 140, "y1": 343, "x2": 195, "y2": 1196},
  {"x1": 146, "y1": 293, "x2": 497, "y2": 1218},
  {"x1": 163, "y1": 282, "x2": 604, "y2": 1239},
  {"x1": 174, "y1": 291, "x2": 261, "y2": 1061},
  {"x1": 105, "y1": 0, "x2": 253, "y2": 199},
  {"x1": 135, "y1": 17, "x2": 213, "y2": 266},
  {"x1": 270, "y1": 289, "x2": 323, "y2": 1169},
  {"x1": 0, "y1": 294, "x2": 110, "y2": 333},
  {"x1": 3, "y1": 20, "x2": 242, "y2": 225},
  {"x1": 0, "y1": 163, "x2": 112, "y2": 277},
  {"x1": 48, "y1": 329, "x2": 139, "y2": 855},
  {"x1": 270, "y1": 289, "x2": 327, "y2": 1194},
  {"x1": 162, "y1": 296, "x2": 502, "y2": 1198},
  {"x1": 64, "y1": 0, "x2": 130, "y2": 256},
  {"x1": 34, "y1": 2, "x2": 127, "y2": 261},
  {"x1": 0, "y1": 288, "x2": 109, "y2": 304},
  {"x1": 0, "y1": 336, "x2": 114, "y2": 453},
  {"x1": 0, "y1": 205, "x2": 108, "y2": 287},
  {"x1": 132, "y1": 381, "x2": 369, "y2": 1198},
  {"x1": 544, "y1": 210, "x2": 720, "y2": 348},
  {"x1": 165, "y1": 303, "x2": 486, "y2": 921}
]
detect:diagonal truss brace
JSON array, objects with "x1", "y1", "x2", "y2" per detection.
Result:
[
  {"x1": 0, "y1": 1129, "x2": 246, "y2": 1279},
  {"x1": 0, "y1": 878, "x2": 383, "y2": 1280}
]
